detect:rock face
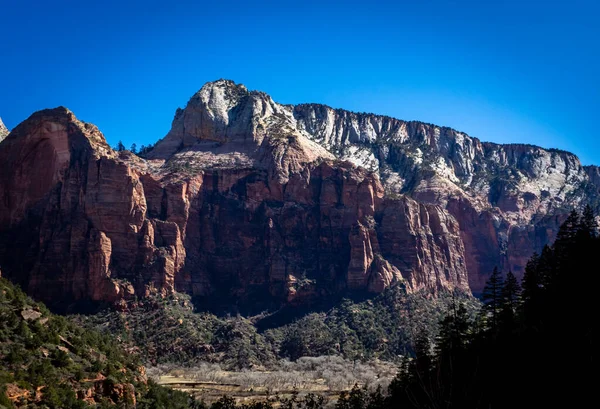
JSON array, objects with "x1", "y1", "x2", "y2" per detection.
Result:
[
  {"x1": 291, "y1": 105, "x2": 600, "y2": 291},
  {"x1": 0, "y1": 80, "x2": 596, "y2": 309},
  {"x1": 0, "y1": 117, "x2": 8, "y2": 142}
]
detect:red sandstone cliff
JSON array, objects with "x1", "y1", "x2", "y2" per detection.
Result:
[
  {"x1": 0, "y1": 80, "x2": 595, "y2": 308},
  {"x1": 0, "y1": 103, "x2": 468, "y2": 310}
]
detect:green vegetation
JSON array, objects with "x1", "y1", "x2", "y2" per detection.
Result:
[
  {"x1": 112, "y1": 141, "x2": 154, "y2": 157},
  {"x1": 75, "y1": 296, "x2": 277, "y2": 369},
  {"x1": 0, "y1": 278, "x2": 195, "y2": 408},
  {"x1": 137, "y1": 143, "x2": 155, "y2": 157},
  {"x1": 76, "y1": 287, "x2": 479, "y2": 370},
  {"x1": 383, "y1": 205, "x2": 597, "y2": 408},
  {"x1": 269, "y1": 289, "x2": 478, "y2": 363}
]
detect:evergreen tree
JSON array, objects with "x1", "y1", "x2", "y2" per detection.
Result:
[
  {"x1": 481, "y1": 267, "x2": 504, "y2": 331},
  {"x1": 116, "y1": 140, "x2": 126, "y2": 152},
  {"x1": 412, "y1": 329, "x2": 432, "y2": 373},
  {"x1": 499, "y1": 270, "x2": 521, "y2": 329},
  {"x1": 554, "y1": 210, "x2": 580, "y2": 257},
  {"x1": 347, "y1": 385, "x2": 367, "y2": 409},
  {"x1": 536, "y1": 245, "x2": 555, "y2": 290},
  {"x1": 367, "y1": 385, "x2": 386, "y2": 409},
  {"x1": 580, "y1": 204, "x2": 597, "y2": 239},
  {"x1": 502, "y1": 271, "x2": 520, "y2": 312},
  {"x1": 130, "y1": 143, "x2": 137, "y2": 154},
  {"x1": 386, "y1": 208, "x2": 597, "y2": 409},
  {"x1": 521, "y1": 252, "x2": 540, "y2": 305},
  {"x1": 435, "y1": 300, "x2": 471, "y2": 356}
]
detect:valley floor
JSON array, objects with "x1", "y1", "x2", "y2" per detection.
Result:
[{"x1": 150, "y1": 358, "x2": 397, "y2": 405}]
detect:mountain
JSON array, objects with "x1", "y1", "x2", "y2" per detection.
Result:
[
  {"x1": 0, "y1": 80, "x2": 597, "y2": 310},
  {"x1": 0, "y1": 117, "x2": 8, "y2": 142}
]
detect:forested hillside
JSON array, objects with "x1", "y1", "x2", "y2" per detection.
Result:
[
  {"x1": 77, "y1": 287, "x2": 479, "y2": 370},
  {"x1": 385, "y1": 205, "x2": 597, "y2": 408},
  {"x1": 0, "y1": 278, "x2": 197, "y2": 409}
]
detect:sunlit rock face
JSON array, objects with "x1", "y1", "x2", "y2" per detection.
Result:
[
  {"x1": 0, "y1": 80, "x2": 595, "y2": 309},
  {"x1": 0, "y1": 118, "x2": 8, "y2": 142},
  {"x1": 291, "y1": 102, "x2": 596, "y2": 291}
]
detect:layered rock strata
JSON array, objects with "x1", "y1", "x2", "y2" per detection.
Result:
[{"x1": 0, "y1": 80, "x2": 596, "y2": 308}]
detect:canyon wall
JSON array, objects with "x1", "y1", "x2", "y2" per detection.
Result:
[{"x1": 0, "y1": 80, "x2": 597, "y2": 308}]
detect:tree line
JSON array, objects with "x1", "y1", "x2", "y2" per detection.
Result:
[
  {"x1": 114, "y1": 141, "x2": 154, "y2": 157},
  {"x1": 385, "y1": 205, "x2": 597, "y2": 408}
]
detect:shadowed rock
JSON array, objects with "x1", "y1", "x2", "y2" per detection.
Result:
[{"x1": 0, "y1": 80, "x2": 597, "y2": 309}]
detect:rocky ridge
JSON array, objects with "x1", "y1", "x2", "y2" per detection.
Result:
[
  {"x1": 290, "y1": 103, "x2": 600, "y2": 289},
  {"x1": 0, "y1": 80, "x2": 596, "y2": 309},
  {"x1": 150, "y1": 80, "x2": 600, "y2": 292}
]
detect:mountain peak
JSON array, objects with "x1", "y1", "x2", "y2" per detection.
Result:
[
  {"x1": 149, "y1": 80, "x2": 334, "y2": 181},
  {"x1": 191, "y1": 79, "x2": 251, "y2": 108},
  {"x1": 200, "y1": 78, "x2": 249, "y2": 93},
  {"x1": 1, "y1": 107, "x2": 113, "y2": 164}
]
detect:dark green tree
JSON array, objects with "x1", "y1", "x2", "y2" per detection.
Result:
[
  {"x1": 367, "y1": 386, "x2": 386, "y2": 409},
  {"x1": 116, "y1": 140, "x2": 126, "y2": 151},
  {"x1": 211, "y1": 396, "x2": 237, "y2": 409},
  {"x1": 521, "y1": 252, "x2": 539, "y2": 305},
  {"x1": 412, "y1": 329, "x2": 432, "y2": 374},
  {"x1": 436, "y1": 299, "x2": 471, "y2": 356},
  {"x1": 481, "y1": 267, "x2": 504, "y2": 331},
  {"x1": 499, "y1": 270, "x2": 521, "y2": 328},
  {"x1": 502, "y1": 271, "x2": 520, "y2": 312},
  {"x1": 580, "y1": 204, "x2": 598, "y2": 238},
  {"x1": 347, "y1": 384, "x2": 367, "y2": 409},
  {"x1": 554, "y1": 210, "x2": 580, "y2": 257}
]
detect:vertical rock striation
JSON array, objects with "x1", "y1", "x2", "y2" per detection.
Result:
[{"x1": 0, "y1": 80, "x2": 595, "y2": 308}]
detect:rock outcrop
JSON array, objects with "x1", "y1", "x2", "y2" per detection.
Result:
[
  {"x1": 0, "y1": 103, "x2": 468, "y2": 311},
  {"x1": 291, "y1": 104, "x2": 597, "y2": 291},
  {"x1": 148, "y1": 80, "x2": 335, "y2": 184},
  {"x1": 0, "y1": 80, "x2": 595, "y2": 308},
  {"x1": 0, "y1": 117, "x2": 8, "y2": 142},
  {"x1": 0, "y1": 109, "x2": 175, "y2": 307}
]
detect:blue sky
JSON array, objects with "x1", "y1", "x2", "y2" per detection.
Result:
[{"x1": 1, "y1": 0, "x2": 599, "y2": 163}]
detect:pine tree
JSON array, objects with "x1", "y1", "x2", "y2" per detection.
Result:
[
  {"x1": 502, "y1": 270, "x2": 521, "y2": 312},
  {"x1": 130, "y1": 143, "x2": 137, "y2": 154},
  {"x1": 580, "y1": 204, "x2": 597, "y2": 239},
  {"x1": 116, "y1": 140, "x2": 126, "y2": 152},
  {"x1": 347, "y1": 385, "x2": 367, "y2": 409},
  {"x1": 499, "y1": 270, "x2": 521, "y2": 328},
  {"x1": 521, "y1": 252, "x2": 540, "y2": 304},
  {"x1": 436, "y1": 300, "x2": 471, "y2": 355},
  {"x1": 554, "y1": 210, "x2": 580, "y2": 254},
  {"x1": 413, "y1": 329, "x2": 432, "y2": 375},
  {"x1": 367, "y1": 385, "x2": 386, "y2": 409},
  {"x1": 481, "y1": 267, "x2": 504, "y2": 331},
  {"x1": 536, "y1": 245, "x2": 555, "y2": 289}
]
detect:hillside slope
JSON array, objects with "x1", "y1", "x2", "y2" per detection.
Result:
[{"x1": 0, "y1": 276, "x2": 195, "y2": 408}]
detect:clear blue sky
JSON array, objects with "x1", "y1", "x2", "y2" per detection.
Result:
[{"x1": 1, "y1": 0, "x2": 599, "y2": 163}]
